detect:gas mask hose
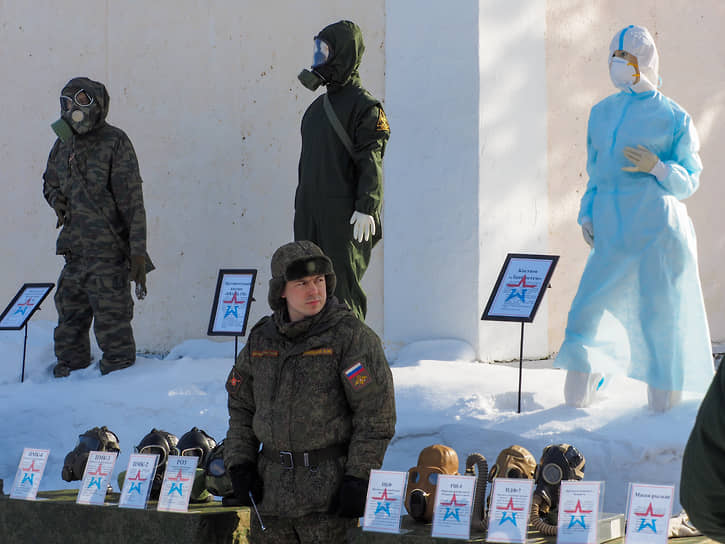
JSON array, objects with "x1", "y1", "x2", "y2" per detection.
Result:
[{"x1": 530, "y1": 493, "x2": 558, "y2": 536}]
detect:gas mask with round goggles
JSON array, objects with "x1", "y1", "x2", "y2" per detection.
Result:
[
  {"x1": 298, "y1": 37, "x2": 332, "y2": 91},
  {"x1": 52, "y1": 88, "x2": 99, "y2": 141},
  {"x1": 177, "y1": 427, "x2": 216, "y2": 467},
  {"x1": 404, "y1": 444, "x2": 459, "y2": 522},
  {"x1": 529, "y1": 444, "x2": 586, "y2": 536},
  {"x1": 485, "y1": 445, "x2": 537, "y2": 520},
  {"x1": 61, "y1": 426, "x2": 120, "y2": 482}
]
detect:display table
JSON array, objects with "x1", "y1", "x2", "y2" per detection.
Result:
[
  {"x1": 347, "y1": 515, "x2": 716, "y2": 544},
  {"x1": 0, "y1": 490, "x2": 250, "y2": 544}
]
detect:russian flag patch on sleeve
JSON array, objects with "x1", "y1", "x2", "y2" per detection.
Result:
[{"x1": 344, "y1": 362, "x2": 371, "y2": 390}]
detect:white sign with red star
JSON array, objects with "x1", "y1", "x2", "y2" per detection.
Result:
[
  {"x1": 157, "y1": 455, "x2": 199, "y2": 512},
  {"x1": 624, "y1": 483, "x2": 674, "y2": 544},
  {"x1": 77, "y1": 451, "x2": 118, "y2": 505},
  {"x1": 431, "y1": 474, "x2": 476, "y2": 540},
  {"x1": 486, "y1": 478, "x2": 535, "y2": 543},
  {"x1": 119, "y1": 453, "x2": 160, "y2": 509},
  {"x1": 557, "y1": 480, "x2": 603, "y2": 544},
  {"x1": 9, "y1": 448, "x2": 50, "y2": 500},
  {"x1": 362, "y1": 469, "x2": 407, "y2": 534}
]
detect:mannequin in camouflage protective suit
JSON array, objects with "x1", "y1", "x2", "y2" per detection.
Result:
[
  {"x1": 224, "y1": 240, "x2": 396, "y2": 543},
  {"x1": 295, "y1": 20, "x2": 390, "y2": 321},
  {"x1": 43, "y1": 77, "x2": 151, "y2": 378}
]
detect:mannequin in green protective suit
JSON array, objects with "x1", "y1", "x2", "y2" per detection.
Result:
[{"x1": 295, "y1": 20, "x2": 390, "y2": 321}]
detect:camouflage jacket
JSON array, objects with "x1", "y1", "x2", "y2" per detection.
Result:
[
  {"x1": 42, "y1": 123, "x2": 147, "y2": 261},
  {"x1": 224, "y1": 299, "x2": 396, "y2": 517}
]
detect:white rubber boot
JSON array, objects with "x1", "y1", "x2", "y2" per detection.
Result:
[
  {"x1": 647, "y1": 386, "x2": 682, "y2": 412},
  {"x1": 564, "y1": 370, "x2": 605, "y2": 407}
]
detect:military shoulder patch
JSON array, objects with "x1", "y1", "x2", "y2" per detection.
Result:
[
  {"x1": 344, "y1": 362, "x2": 371, "y2": 391},
  {"x1": 226, "y1": 368, "x2": 243, "y2": 394},
  {"x1": 303, "y1": 347, "x2": 334, "y2": 357},
  {"x1": 376, "y1": 108, "x2": 390, "y2": 132},
  {"x1": 252, "y1": 350, "x2": 279, "y2": 357}
]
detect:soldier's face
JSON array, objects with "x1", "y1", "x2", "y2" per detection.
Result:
[{"x1": 282, "y1": 274, "x2": 327, "y2": 322}]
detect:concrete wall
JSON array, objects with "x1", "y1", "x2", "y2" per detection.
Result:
[
  {"x1": 0, "y1": 1, "x2": 386, "y2": 353},
  {"x1": 2, "y1": 1, "x2": 723, "y2": 360},
  {"x1": 546, "y1": 0, "x2": 725, "y2": 352}
]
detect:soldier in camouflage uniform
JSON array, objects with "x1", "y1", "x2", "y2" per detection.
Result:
[
  {"x1": 43, "y1": 77, "x2": 151, "y2": 378},
  {"x1": 295, "y1": 20, "x2": 390, "y2": 321},
  {"x1": 224, "y1": 241, "x2": 396, "y2": 543}
]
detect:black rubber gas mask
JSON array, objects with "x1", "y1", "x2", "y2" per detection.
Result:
[
  {"x1": 533, "y1": 444, "x2": 585, "y2": 512},
  {"x1": 62, "y1": 426, "x2": 120, "y2": 482},
  {"x1": 135, "y1": 428, "x2": 179, "y2": 498}
]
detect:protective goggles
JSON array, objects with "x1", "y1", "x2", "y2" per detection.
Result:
[
  {"x1": 312, "y1": 38, "x2": 331, "y2": 67},
  {"x1": 408, "y1": 467, "x2": 444, "y2": 486},
  {"x1": 181, "y1": 447, "x2": 204, "y2": 459},
  {"x1": 488, "y1": 464, "x2": 526, "y2": 481},
  {"x1": 60, "y1": 89, "x2": 94, "y2": 112},
  {"x1": 77, "y1": 435, "x2": 102, "y2": 451},
  {"x1": 138, "y1": 445, "x2": 168, "y2": 466}
]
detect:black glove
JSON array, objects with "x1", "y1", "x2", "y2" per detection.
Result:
[
  {"x1": 336, "y1": 475, "x2": 369, "y2": 518},
  {"x1": 52, "y1": 197, "x2": 68, "y2": 228},
  {"x1": 226, "y1": 461, "x2": 263, "y2": 507},
  {"x1": 130, "y1": 255, "x2": 147, "y2": 290}
]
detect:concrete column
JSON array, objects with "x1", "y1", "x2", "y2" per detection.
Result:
[{"x1": 384, "y1": 0, "x2": 549, "y2": 361}]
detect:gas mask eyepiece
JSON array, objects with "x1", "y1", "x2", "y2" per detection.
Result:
[{"x1": 404, "y1": 444, "x2": 459, "y2": 522}]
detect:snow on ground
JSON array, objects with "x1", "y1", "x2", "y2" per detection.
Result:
[{"x1": 0, "y1": 320, "x2": 705, "y2": 514}]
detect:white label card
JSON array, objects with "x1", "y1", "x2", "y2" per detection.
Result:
[
  {"x1": 431, "y1": 474, "x2": 476, "y2": 540},
  {"x1": 486, "y1": 478, "x2": 534, "y2": 544},
  {"x1": 10, "y1": 448, "x2": 50, "y2": 500},
  {"x1": 624, "y1": 483, "x2": 674, "y2": 544},
  {"x1": 77, "y1": 451, "x2": 118, "y2": 505},
  {"x1": 362, "y1": 470, "x2": 407, "y2": 534},
  {"x1": 557, "y1": 481, "x2": 603, "y2": 544},
  {"x1": 157, "y1": 455, "x2": 199, "y2": 512},
  {"x1": 119, "y1": 453, "x2": 160, "y2": 509}
]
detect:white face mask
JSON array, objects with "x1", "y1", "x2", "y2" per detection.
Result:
[{"x1": 609, "y1": 57, "x2": 638, "y2": 90}]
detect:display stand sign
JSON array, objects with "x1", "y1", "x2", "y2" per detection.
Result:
[
  {"x1": 362, "y1": 470, "x2": 408, "y2": 534},
  {"x1": 431, "y1": 474, "x2": 476, "y2": 540},
  {"x1": 77, "y1": 451, "x2": 118, "y2": 505},
  {"x1": 0, "y1": 283, "x2": 54, "y2": 383},
  {"x1": 119, "y1": 453, "x2": 159, "y2": 509},
  {"x1": 486, "y1": 478, "x2": 535, "y2": 544},
  {"x1": 9, "y1": 448, "x2": 50, "y2": 500},
  {"x1": 157, "y1": 455, "x2": 199, "y2": 512},
  {"x1": 207, "y1": 269, "x2": 257, "y2": 360},
  {"x1": 481, "y1": 254, "x2": 558, "y2": 412},
  {"x1": 624, "y1": 483, "x2": 674, "y2": 544},
  {"x1": 557, "y1": 481, "x2": 603, "y2": 544}
]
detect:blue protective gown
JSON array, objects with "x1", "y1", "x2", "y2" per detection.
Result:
[{"x1": 555, "y1": 89, "x2": 713, "y2": 393}]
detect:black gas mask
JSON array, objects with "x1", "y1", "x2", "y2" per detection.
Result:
[
  {"x1": 135, "y1": 428, "x2": 179, "y2": 498},
  {"x1": 62, "y1": 426, "x2": 120, "y2": 482},
  {"x1": 177, "y1": 427, "x2": 216, "y2": 466},
  {"x1": 298, "y1": 37, "x2": 332, "y2": 91},
  {"x1": 530, "y1": 444, "x2": 586, "y2": 536}
]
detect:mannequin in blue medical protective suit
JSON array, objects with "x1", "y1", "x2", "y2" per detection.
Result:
[{"x1": 554, "y1": 25, "x2": 713, "y2": 412}]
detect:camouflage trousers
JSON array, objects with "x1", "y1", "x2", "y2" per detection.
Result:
[
  {"x1": 54, "y1": 255, "x2": 135, "y2": 366},
  {"x1": 249, "y1": 512, "x2": 357, "y2": 544}
]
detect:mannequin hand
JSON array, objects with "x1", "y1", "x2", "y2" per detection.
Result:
[
  {"x1": 581, "y1": 222, "x2": 594, "y2": 247},
  {"x1": 622, "y1": 145, "x2": 659, "y2": 173},
  {"x1": 349, "y1": 211, "x2": 375, "y2": 242}
]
